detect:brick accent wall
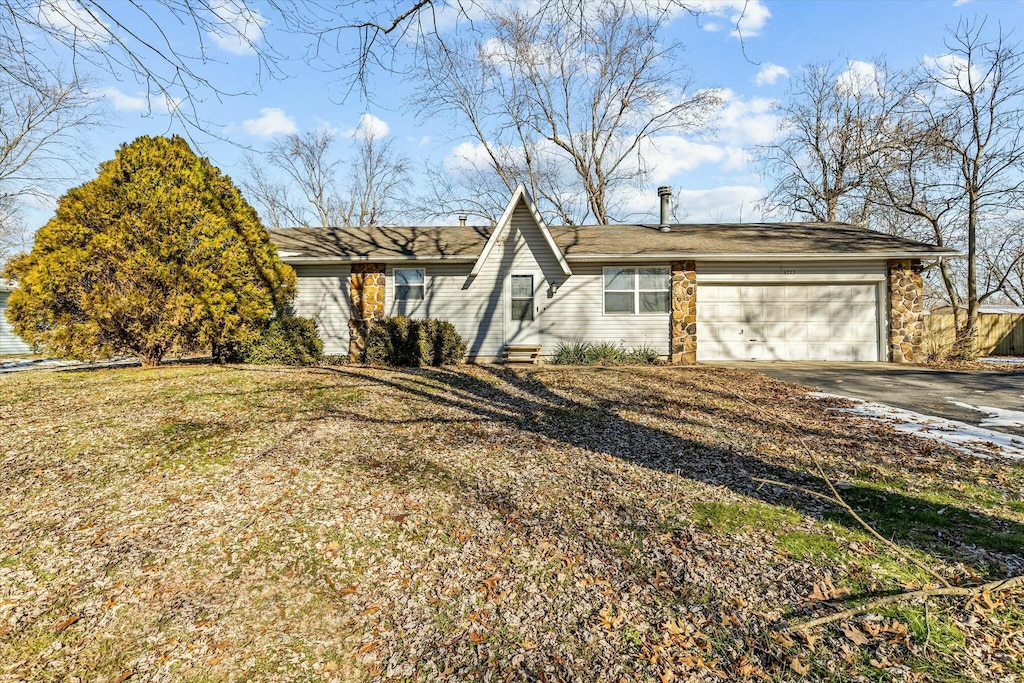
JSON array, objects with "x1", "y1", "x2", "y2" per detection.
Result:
[
  {"x1": 349, "y1": 264, "x2": 386, "y2": 362},
  {"x1": 671, "y1": 260, "x2": 697, "y2": 364},
  {"x1": 887, "y1": 259, "x2": 924, "y2": 364}
]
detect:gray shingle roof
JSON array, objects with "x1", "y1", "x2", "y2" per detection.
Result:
[{"x1": 268, "y1": 222, "x2": 957, "y2": 261}]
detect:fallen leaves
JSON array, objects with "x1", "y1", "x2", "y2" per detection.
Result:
[
  {"x1": 599, "y1": 606, "x2": 626, "y2": 631},
  {"x1": 805, "y1": 578, "x2": 851, "y2": 603},
  {"x1": 54, "y1": 614, "x2": 81, "y2": 633},
  {"x1": 2, "y1": 364, "x2": 1022, "y2": 680},
  {"x1": 841, "y1": 623, "x2": 871, "y2": 645},
  {"x1": 789, "y1": 656, "x2": 810, "y2": 675}
]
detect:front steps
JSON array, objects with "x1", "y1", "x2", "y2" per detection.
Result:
[{"x1": 502, "y1": 345, "x2": 542, "y2": 364}]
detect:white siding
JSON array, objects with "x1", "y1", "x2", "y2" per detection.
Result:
[
  {"x1": 291, "y1": 265, "x2": 351, "y2": 355},
  {"x1": 542, "y1": 263, "x2": 671, "y2": 354},
  {"x1": 382, "y1": 199, "x2": 575, "y2": 360},
  {"x1": 0, "y1": 292, "x2": 33, "y2": 355},
  {"x1": 385, "y1": 262, "x2": 506, "y2": 360}
]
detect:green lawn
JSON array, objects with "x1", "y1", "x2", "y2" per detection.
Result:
[{"x1": 0, "y1": 363, "x2": 1021, "y2": 681}]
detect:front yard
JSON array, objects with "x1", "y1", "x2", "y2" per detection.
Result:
[{"x1": 1, "y1": 364, "x2": 1022, "y2": 681}]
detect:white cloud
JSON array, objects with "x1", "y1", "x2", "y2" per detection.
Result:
[
  {"x1": 345, "y1": 113, "x2": 391, "y2": 141},
  {"x1": 687, "y1": 0, "x2": 771, "y2": 38},
  {"x1": 754, "y1": 62, "x2": 789, "y2": 86},
  {"x1": 207, "y1": 0, "x2": 266, "y2": 55},
  {"x1": 96, "y1": 87, "x2": 148, "y2": 112},
  {"x1": 637, "y1": 136, "x2": 749, "y2": 178},
  {"x1": 923, "y1": 53, "x2": 986, "y2": 93},
  {"x1": 445, "y1": 141, "x2": 499, "y2": 173},
  {"x1": 242, "y1": 107, "x2": 297, "y2": 137},
  {"x1": 836, "y1": 60, "x2": 882, "y2": 96},
  {"x1": 93, "y1": 87, "x2": 181, "y2": 114},
  {"x1": 36, "y1": 0, "x2": 109, "y2": 42},
  {"x1": 953, "y1": 0, "x2": 973, "y2": 5},
  {"x1": 714, "y1": 89, "x2": 780, "y2": 146},
  {"x1": 618, "y1": 185, "x2": 765, "y2": 222}
]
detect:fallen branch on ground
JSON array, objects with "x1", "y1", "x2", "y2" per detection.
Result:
[
  {"x1": 781, "y1": 575, "x2": 1024, "y2": 632},
  {"x1": 753, "y1": 475, "x2": 950, "y2": 589},
  {"x1": 709, "y1": 379, "x2": 1024, "y2": 636}
]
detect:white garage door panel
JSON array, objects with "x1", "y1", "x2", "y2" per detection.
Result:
[{"x1": 697, "y1": 283, "x2": 880, "y2": 362}]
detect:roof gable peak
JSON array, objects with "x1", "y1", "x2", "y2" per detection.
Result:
[{"x1": 470, "y1": 185, "x2": 572, "y2": 277}]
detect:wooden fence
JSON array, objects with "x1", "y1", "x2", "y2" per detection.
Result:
[{"x1": 924, "y1": 312, "x2": 1024, "y2": 356}]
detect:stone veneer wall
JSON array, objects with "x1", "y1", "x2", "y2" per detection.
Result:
[
  {"x1": 887, "y1": 259, "x2": 924, "y2": 364},
  {"x1": 349, "y1": 263, "x2": 386, "y2": 362},
  {"x1": 670, "y1": 260, "x2": 698, "y2": 364}
]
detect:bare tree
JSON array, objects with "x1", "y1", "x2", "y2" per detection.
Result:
[
  {"x1": 1, "y1": 1, "x2": 720, "y2": 137},
  {"x1": 874, "y1": 19, "x2": 1024, "y2": 353},
  {"x1": 414, "y1": 2, "x2": 719, "y2": 225},
  {"x1": 244, "y1": 124, "x2": 410, "y2": 227},
  {"x1": 979, "y1": 222, "x2": 1024, "y2": 306},
  {"x1": 756, "y1": 59, "x2": 910, "y2": 224},
  {"x1": 0, "y1": 50, "x2": 96, "y2": 261}
]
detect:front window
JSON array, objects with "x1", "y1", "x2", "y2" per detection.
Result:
[
  {"x1": 604, "y1": 266, "x2": 669, "y2": 315},
  {"x1": 510, "y1": 274, "x2": 534, "y2": 321},
  {"x1": 394, "y1": 268, "x2": 425, "y2": 302}
]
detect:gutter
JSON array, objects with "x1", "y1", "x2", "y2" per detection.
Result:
[
  {"x1": 280, "y1": 255, "x2": 480, "y2": 265},
  {"x1": 278, "y1": 251, "x2": 961, "y2": 266},
  {"x1": 563, "y1": 251, "x2": 962, "y2": 262}
]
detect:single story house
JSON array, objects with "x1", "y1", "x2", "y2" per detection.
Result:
[
  {"x1": 268, "y1": 185, "x2": 957, "y2": 364},
  {"x1": 0, "y1": 279, "x2": 33, "y2": 356}
]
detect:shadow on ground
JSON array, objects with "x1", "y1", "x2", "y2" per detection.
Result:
[{"x1": 316, "y1": 363, "x2": 1024, "y2": 575}]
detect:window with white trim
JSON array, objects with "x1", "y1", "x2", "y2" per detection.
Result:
[
  {"x1": 394, "y1": 268, "x2": 425, "y2": 303},
  {"x1": 603, "y1": 266, "x2": 670, "y2": 314}
]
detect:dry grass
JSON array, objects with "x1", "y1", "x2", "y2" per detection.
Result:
[{"x1": 0, "y1": 363, "x2": 1022, "y2": 682}]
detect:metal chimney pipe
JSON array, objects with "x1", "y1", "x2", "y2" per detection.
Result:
[
  {"x1": 458, "y1": 215, "x2": 467, "y2": 226},
  {"x1": 657, "y1": 186, "x2": 672, "y2": 232}
]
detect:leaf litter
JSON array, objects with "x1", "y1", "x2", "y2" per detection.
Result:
[{"x1": 0, "y1": 363, "x2": 1021, "y2": 681}]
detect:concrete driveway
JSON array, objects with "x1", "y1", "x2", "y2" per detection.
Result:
[{"x1": 725, "y1": 362, "x2": 1024, "y2": 438}]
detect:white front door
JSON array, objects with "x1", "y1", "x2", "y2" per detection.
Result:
[{"x1": 506, "y1": 273, "x2": 541, "y2": 345}]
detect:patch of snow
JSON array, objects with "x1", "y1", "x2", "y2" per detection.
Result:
[
  {"x1": 808, "y1": 392, "x2": 1024, "y2": 460},
  {"x1": 980, "y1": 356, "x2": 1024, "y2": 365},
  {"x1": 0, "y1": 357, "x2": 138, "y2": 374},
  {"x1": 945, "y1": 399, "x2": 1024, "y2": 428}
]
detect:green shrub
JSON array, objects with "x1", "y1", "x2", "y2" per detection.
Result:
[
  {"x1": 240, "y1": 315, "x2": 324, "y2": 366},
  {"x1": 417, "y1": 318, "x2": 468, "y2": 366},
  {"x1": 586, "y1": 342, "x2": 627, "y2": 365},
  {"x1": 552, "y1": 340, "x2": 592, "y2": 365},
  {"x1": 365, "y1": 316, "x2": 466, "y2": 366},
  {"x1": 624, "y1": 344, "x2": 662, "y2": 365},
  {"x1": 552, "y1": 340, "x2": 662, "y2": 365},
  {"x1": 365, "y1": 316, "x2": 418, "y2": 366}
]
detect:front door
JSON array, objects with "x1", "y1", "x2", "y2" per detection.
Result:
[{"x1": 506, "y1": 273, "x2": 541, "y2": 346}]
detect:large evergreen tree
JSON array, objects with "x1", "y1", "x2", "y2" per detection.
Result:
[{"x1": 3, "y1": 135, "x2": 296, "y2": 366}]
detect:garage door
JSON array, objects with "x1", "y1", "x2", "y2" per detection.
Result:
[{"x1": 696, "y1": 283, "x2": 880, "y2": 361}]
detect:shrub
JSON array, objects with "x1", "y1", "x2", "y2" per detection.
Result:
[
  {"x1": 240, "y1": 316, "x2": 323, "y2": 366},
  {"x1": 365, "y1": 316, "x2": 418, "y2": 366},
  {"x1": 552, "y1": 340, "x2": 661, "y2": 365},
  {"x1": 552, "y1": 340, "x2": 592, "y2": 365},
  {"x1": 624, "y1": 344, "x2": 662, "y2": 365},
  {"x1": 417, "y1": 318, "x2": 468, "y2": 366},
  {"x1": 586, "y1": 342, "x2": 627, "y2": 365},
  {"x1": 365, "y1": 316, "x2": 466, "y2": 367}
]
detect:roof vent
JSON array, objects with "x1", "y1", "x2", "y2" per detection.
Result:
[
  {"x1": 657, "y1": 186, "x2": 672, "y2": 233},
  {"x1": 458, "y1": 215, "x2": 467, "y2": 226}
]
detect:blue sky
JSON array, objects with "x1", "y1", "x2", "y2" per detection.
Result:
[{"x1": 18, "y1": 0, "x2": 1024, "y2": 238}]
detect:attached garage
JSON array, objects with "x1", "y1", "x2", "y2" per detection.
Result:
[{"x1": 695, "y1": 262, "x2": 887, "y2": 362}]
